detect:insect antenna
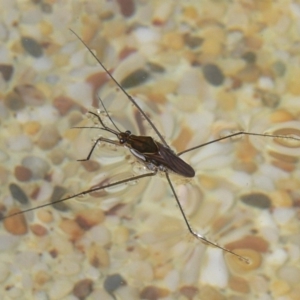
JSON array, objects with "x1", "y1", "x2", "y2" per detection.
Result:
[
  {"x1": 165, "y1": 172, "x2": 250, "y2": 264},
  {"x1": 69, "y1": 28, "x2": 169, "y2": 148},
  {"x1": 97, "y1": 95, "x2": 122, "y2": 133},
  {"x1": 177, "y1": 131, "x2": 300, "y2": 156}
]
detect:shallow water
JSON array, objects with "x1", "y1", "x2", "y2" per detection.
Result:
[{"x1": 1, "y1": 1, "x2": 300, "y2": 299}]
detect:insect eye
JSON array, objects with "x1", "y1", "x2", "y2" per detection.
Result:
[{"x1": 125, "y1": 130, "x2": 131, "y2": 135}]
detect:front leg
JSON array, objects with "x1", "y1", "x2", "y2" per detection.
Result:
[{"x1": 78, "y1": 137, "x2": 120, "y2": 161}]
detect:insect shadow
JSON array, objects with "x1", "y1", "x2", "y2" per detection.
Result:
[{"x1": 3, "y1": 29, "x2": 300, "y2": 264}]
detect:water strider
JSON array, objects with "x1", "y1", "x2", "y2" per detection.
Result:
[{"x1": 2, "y1": 29, "x2": 300, "y2": 264}]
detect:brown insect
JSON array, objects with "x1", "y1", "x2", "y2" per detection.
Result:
[{"x1": 2, "y1": 29, "x2": 300, "y2": 264}]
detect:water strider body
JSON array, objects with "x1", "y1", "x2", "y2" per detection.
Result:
[{"x1": 2, "y1": 29, "x2": 300, "y2": 264}]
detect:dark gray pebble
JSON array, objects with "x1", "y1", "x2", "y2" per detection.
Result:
[
  {"x1": 51, "y1": 186, "x2": 69, "y2": 212},
  {"x1": 242, "y1": 51, "x2": 257, "y2": 64},
  {"x1": 41, "y1": 3, "x2": 52, "y2": 13},
  {"x1": 202, "y1": 63, "x2": 224, "y2": 86},
  {"x1": 104, "y1": 274, "x2": 126, "y2": 294},
  {"x1": 240, "y1": 193, "x2": 271, "y2": 209},
  {"x1": 120, "y1": 69, "x2": 149, "y2": 89},
  {"x1": 9, "y1": 183, "x2": 28, "y2": 204},
  {"x1": 21, "y1": 37, "x2": 43, "y2": 58},
  {"x1": 272, "y1": 60, "x2": 286, "y2": 77},
  {"x1": 0, "y1": 64, "x2": 13, "y2": 81}
]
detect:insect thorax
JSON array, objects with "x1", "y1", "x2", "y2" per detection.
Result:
[{"x1": 130, "y1": 148, "x2": 168, "y2": 173}]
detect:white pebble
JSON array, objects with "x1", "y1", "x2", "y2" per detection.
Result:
[
  {"x1": 200, "y1": 248, "x2": 228, "y2": 288},
  {"x1": 89, "y1": 225, "x2": 111, "y2": 245},
  {"x1": 49, "y1": 278, "x2": 74, "y2": 300},
  {"x1": 258, "y1": 76, "x2": 274, "y2": 90},
  {"x1": 7, "y1": 134, "x2": 32, "y2": 152},
  {"x1": 164, "y1": 269, "x2": 180, "y2": 291},
  {"x1": 55, "y1": 258, "x2": 80, "y2": 276},
  {"x1": 266, "y1": 248, "x2": 288, "y2": 266},
  {"x1": 0, "y1": 234, "x2": 20, "y2": 251},
  {"x1": 273, "y1": 208, "x2": 296, "y2": 224},
  {"x1": 15, "y1": 251, "x2": 40, "y2": 269},
  {"x1": 126, "y1": 260, "x2": 154, "y2": 282}
]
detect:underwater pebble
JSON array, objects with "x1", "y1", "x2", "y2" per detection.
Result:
[
  {"x1": 270, "y1": 109, "x2": 294, "y2": 123},
  {"x1": 37, "y1": 125, "x2": 61, "y2": 150},
  {"x1": 75, "y1": 208, "x2": 105, "y2": 230},
  {"x1": 34, "y1": 270, "x2": 51, "y2": 286},
  {"x1": 56, "y1": 258, "x2": 80, "y2": 276},
  {"x1": 15, "y1": 84, "x2": 46, "y2": 106},
  {"x1": 50, "y1": 186, "x2": 68, "y2": 211},
  {"x1": 81, "y1": 160, "x2": 101, "y2": 172},
  {"x1": 278, "y1": 265, "x2": 300, "y2": 286},
  {"x1": 0, "y1": 234, "x2": 20, "y2": 251},
  {"x1": 179, "y1": 286, "x2": 198, "y2": 300},
  {"x1": 21, "y1": 36, "x2": 43, "y2": 58},
  {"x1": 116, "y1": 0, "x2": 135, "y2": 17},
  {"x1": 88, "y1": 243, "x2": 110, "y2": 268},
  {"x1": 139, "y1": 285, "x2": 170, "y2": 300},
  {"x1": 48, "y1": 148, "x2": 65, "y2": 165},
  {"x1": 40, "y1": 2, "x2": 52, "y2": 13},
  {"x1": 200, "y1": 248, "x2": 228, "y2": 288},
  {"x1": 89, "y1": 225, "x2": 111, "y2": 246},
  {"x1": 273, "y1": 208, "x2": 296, "y2": 224},
  {"x1": 7, "y1": 134, "x2": 32, "y2": 152},
  {"x1": 36, "y1": 209, "x2": 53, "y2": 223},
  {"x1": 30, "y1": 224, "x2": 48, "y2": 236},
  {"x1": 53, "y1": 95, "x2": 75, "y2": 115},
  {"x1": 4, "y1": 208, "x2": 28, "y2": 235},
  {"x1": 4, "y1": 90, "x2": 25, "y2": 111},
  {"x1": 49, "y1": 278, "x2": 73, "y2": 300},
  {"x1": 127, "y1": 261, "x2": 154, "y2": 282},
  {"x1": 59, "y1": 219, "x2": 84, "y2": 240},
  {"x1": 198, "y1": 285, "x2": 225, "y2": 300},
  {"x1": 242, "y1": 51, "x2": 256, "y2": 64},
  {"x1": 229, "y1": 276, "x2": 249, "y2": 294},
  {"x1": 226, "y1": 249, "x2": 262, "y2": 274},
  {"x1": 260, "y1": 91, "x2": 280, "y2": 108},
  {"x1": 202, "y1": 63, "x2": 224, "y2": 86},
  {"x1": 271, "y1": 190, "x2": 293, "y2": 208},
  {"x1": 23, "y1": 121, "x2": 41, "y2": 136},
  {"x1": 0, "y1": 64, "x2": 13, "y2": 81},
  {"x1": 267, "y1": 248, "x2": 288, "y2": 266},
  {"x1": 120, "y1": 69, "x2": 149, "y2": 89},
  {"x1": 184, "y1": 34, "x2": 203, "y2": 49},
  {"x1": 271, "y1": 279, "x2": 291, "y2": 297},
  {"x1": 73, "y1": 279, "x2": 94, "y2": 299},
  {"x1": 15, "y1": 251, "x2": 40, "y2": 269},
  {"x1": 14, "y1": 165, "x2": 32, "y2": 182},
  {"x1": 240, "y1": 192, "x2": 271, "y2": 209},
  {"x1": 272, "y1": 60, "x2": 286, "y2": 77},
  {"x1": 22, "y1": 156, "x2": 50, "y2": 179},
  {"x1": 103, "y1": 273, "x2": 126, "y2": 294},
  {"x1": 9, "y1": 183, "x2": 28, "y2": 204},
  {"x1": 227, "y1": 235, "x2": 269, "y2": 252}
]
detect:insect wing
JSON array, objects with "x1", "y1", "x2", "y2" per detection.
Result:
[{"x1": 146, "y1": 142, "x2": 195, "y2": 178}]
